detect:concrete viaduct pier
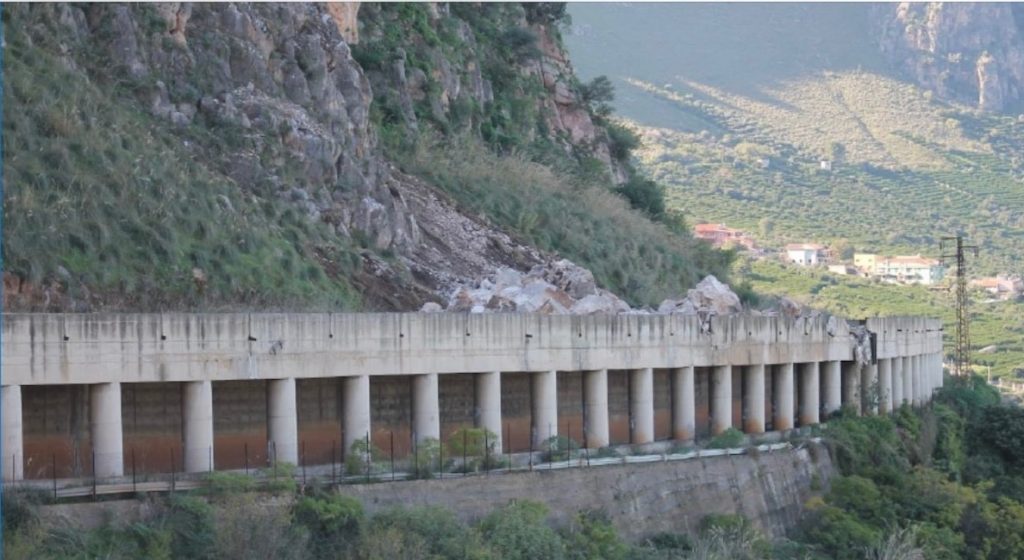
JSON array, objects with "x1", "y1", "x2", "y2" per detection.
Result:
[{"x1": 1, "y1": 313, "x2": 943, "y2": 481}]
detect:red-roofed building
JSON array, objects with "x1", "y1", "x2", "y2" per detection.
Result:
[
  {"x1": 693, "y1": 223, "x2": 760, "y2": 252},
  {"x1": 970, "y1": 275, "x2": 1023, "y2": 299}
]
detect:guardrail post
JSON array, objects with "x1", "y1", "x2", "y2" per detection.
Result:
[
  {"x1": 91, "y1": 450, "x2": 97, "y2": 500},
  {"x1": 506, "y1": 423, "x2": 511, "y2": 473},
  {"x1": 364, "y1": 432, "x2": 370, "y2": 483},
  {"x1": 52, "y1": 454, "x2": 57, "y2": 501}
]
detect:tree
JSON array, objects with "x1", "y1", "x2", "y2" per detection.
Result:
[
  {"x1": 524, "y1": 3, "x2": 570, "y2": 25},
  {"x1": 579, "y1": 76, "x2": 615, "y2": 117},
  {"x1": 614, "y1": 176, "x2": 666, "y2": 221}
]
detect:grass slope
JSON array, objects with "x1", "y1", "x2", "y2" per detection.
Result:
[{"x1": 2, "y1": 9, "x2": 365, "y2": 310}]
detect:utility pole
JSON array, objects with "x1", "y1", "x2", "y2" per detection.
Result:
[{"x1": 940, "y1": 235, "x2": 979, "y2": 377}]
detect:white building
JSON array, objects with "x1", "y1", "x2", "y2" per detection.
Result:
[
  {"x1": 874, "y1": 256, "x2": 945, "y2": 285},
  {"x1": 785, "y1": 243, "x2": 826, "y2": 266}
]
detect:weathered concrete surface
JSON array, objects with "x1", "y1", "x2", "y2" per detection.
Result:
[
  {"x1": 1, "y1": 313, "x2": 941, "y2": 386},
  {"x1": 34, "y1": 444, "x2": 832, "y2": 540},
  {"x1": 339, "y1": 444, "x2": 833, "y2": 539}
]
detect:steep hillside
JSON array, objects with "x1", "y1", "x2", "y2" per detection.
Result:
[{"x1": 1, "y1": 3, "x2": 728, "y2": 312}]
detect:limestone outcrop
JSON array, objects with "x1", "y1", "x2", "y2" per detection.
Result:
[{"x1": 872, "y1": 3, "x2": 1024, "y2": 113}]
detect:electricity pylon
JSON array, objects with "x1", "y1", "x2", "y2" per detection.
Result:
[{"x1": 940, "y1": 236, "x2": 979, "y2": 377}]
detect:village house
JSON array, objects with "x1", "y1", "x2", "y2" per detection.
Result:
[
  {"x1": 970, "y1": 275, "x2": 1023, "y2": 299},
  {"x1": 785, "y1": 243, "x2": 827, "y2": 266},
  {"x1": 693, "y1": 223, "x2": 760, "y2": 252},
  {"x1": 853, "y1": 253, "x2": 879, "y2": 274},
  {"x1": 873, "y1": 255, "x2": 945, "y2": 285}
]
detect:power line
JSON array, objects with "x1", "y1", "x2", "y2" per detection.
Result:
[{"x1": 940, "y1": 235, "x2": 979, "y2": 377}]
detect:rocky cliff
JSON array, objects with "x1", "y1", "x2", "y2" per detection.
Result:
[
  {"x1": 872, "y1": 2, "x2": 1024, "y2": 113},
  {"x1": 3, "y1": 3, "x2": 718, "y2": 312}
]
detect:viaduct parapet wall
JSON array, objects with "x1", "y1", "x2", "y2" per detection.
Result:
[{"x1": 1, "y1": 313, "x2": 943, "y2": 481}]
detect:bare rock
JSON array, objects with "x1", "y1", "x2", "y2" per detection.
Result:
[{"x1": 528, "y1": 258, "x2": 597, "y2": 299}]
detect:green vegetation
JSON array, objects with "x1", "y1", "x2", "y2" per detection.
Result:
[
  {"x1": 707, "y1": 427, "x2": 745, "y2": 449},
  {"x1": 787, "y1": 378, "x2": 1024, "y2": 559},
  {"x1": 2, "y1": 6, "x2": 366, "y2": 311}
]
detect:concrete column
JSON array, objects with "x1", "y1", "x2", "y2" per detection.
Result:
[
  {"x1": 823, "y1": 360, "x2": 842, "y2": 415},
  {"x1": 774, "y1": 364, "x2": 795, "y2": 431},
  {"x1": 743, "y1": 364, "x2": 766, "y2": 434},
  {"x1": 583, "y1": 369, "x2": 610, "y2": 448},
  {"x1": 862, "y1": 363, "x2": 879, "y2": 414},
  {"x1": 183, "y1": 380, "x2": 214, "y2": 473},
  {"x1": 799, "y1": 363, "x2": 820, "y2": 426},
  {"x1": 268, "y1": 378, "x2": 298, "y2": 465},
  {"x1": 2, "y1": 386, "x2": 24, "y2": 481},
  {"x1": 342, "y1": 375, "x2": 371, "y2": 455},
  {"x1": 903, "y1": 357, "x2": 914, "y2": 406},
  {"x1": 672, "y1": 366, "x2": 696, "y2": 441},
  {"x1": 842, "y1": 362, "x2": 861, "y2": 414},
  {"x1": 892, "y1": 357, "x2": 904, "y2": 407},
  {"x1": 412, "y1": 373, "x2": 440, "y2": 443},
  {"x1": 878, "y1": 359, "x2": 893, "y2": 414},
  {"x1": 711, "y1": 365, "x2": 732, "y2": 435},
  {"x1": 630, "y1": 368, "x2": 655, "y2": 444},
  {"x1": 91, "y1": 382, "x2": 124, "y2": 478},
  {"x1": 475, "y1": 371, "x2": 502, "y2": 451},
  {"x1": 532, "y1": 370, "x2": 558, "y2": 446},
  {"x1": 917, "y1": 356, "x2": 925, "y2": 405}
]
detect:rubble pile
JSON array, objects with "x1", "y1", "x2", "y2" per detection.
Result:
[
  {"x1": 656, "y1": 275, "x2": 742, "y2": 316},
  {"x1": 421, "y1": 260, "x2": 632, "y2": 315},
  {"x1": 424, "y1": 261, "x2": 840, "y2": 327}
]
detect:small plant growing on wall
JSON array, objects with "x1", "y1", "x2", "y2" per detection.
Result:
[
  {"x1": 708, "y1": 427, "x2": 745, "y2": 450},
  {"x1": 540, "y1": 435, "x2": 580, "y2": 462},
  {"x1": 345, "y1": 439, "x2": 383, "y2": 477}
]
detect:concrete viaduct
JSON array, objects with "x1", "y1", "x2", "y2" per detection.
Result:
[{"x1": 1, "y1": 313, "x2": 943, "y2": 481}]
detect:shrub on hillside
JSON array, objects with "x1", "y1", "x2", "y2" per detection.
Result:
[
  {"x1": 479, "y1": 501, "x2": 567, "y2": 560},
  {"x1": 293, "y1": 493, "x2": 364, "y2": 560}
]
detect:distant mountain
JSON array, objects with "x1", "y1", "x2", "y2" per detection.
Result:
[{"x1": 565, "y1": 3, "x2": 1024, "y2": 276}]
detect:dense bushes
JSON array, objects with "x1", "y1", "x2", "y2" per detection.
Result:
[{"x1": 790, "y1": 376, "x2": 1024, "y2": 560}]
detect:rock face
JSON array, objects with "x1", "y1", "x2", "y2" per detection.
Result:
[
  {"x1": 15, "y1": 3, "x2": 631, "y2": 310},
  {"x1": 872, "y1": 3, "x2": 1024, "y2": 113}
]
